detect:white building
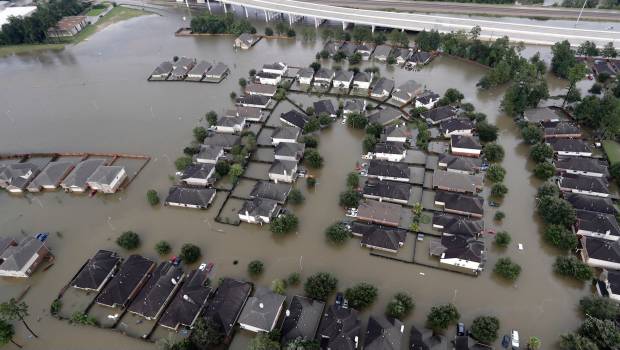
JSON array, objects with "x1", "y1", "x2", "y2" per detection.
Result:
[
  {"x1": 269, "y1": 160, "x2": 298, "y2": 183},
  {"x1": 238, "y1": 198, "x2": 279, "y2": 224},
  {"x1": 86, "y1": 166, "x2": 127, "y2": 194}
]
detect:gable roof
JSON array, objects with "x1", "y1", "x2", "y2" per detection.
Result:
[
  {"x1": 195, "y1": 145, "x2": 224, "y2": 162},
  {"x1": 203, "y1": 278, "x2": 252, "y2": 337},
  {"x1": 352, "y1": 222, "x2": 408, "y2": 252},
  {"x1": 87, "y1": 165, "x2": 124, "y2": 186},
  {"x1": 208, "y1": 62, "x2": 229, "y2": 77},
  {"x1": 317, "y1": 305, "x2": 361, "y2": 350},
  {"x1": 297, "y1": 68, "x2": 314, "y2": 79},
  {"x1": 71, "y1": 250, "x2": 121, "y2": 290},
  {"x1": 344, "y1": 100, "x2": 365, "y2": 113},
  {"x1": 314, "y1": 100, "x2": 337, "y2": 116},
  {"x1": 368, "y1": 108, "x2": 403, "y2": 126},
  {"x1": 371, "y1": 77, "x2": 395, "y2": 94},
  {"x1": 236, "y1": 94, "x2": 271, "y2": 106},
  {"x1": 95, "y1": 255, "x2": 155, "y2": 308},
  {"x1": 363, "y1": 179, "x2": 411, "y2": 201},
  {"x1": 181, "y1": 163, "x2": 215, "y2": 181},
  {"x1": 275, "y1": 142, "x2": 305, "y2": 159},
  {"x1": 437, "y1": 154, "x2": 481, "y2": 173},
  {"x1": 543, "y1": 121, "x2": 581, "y2": 137},
  {"x1": 61, "y1": 159, "x2": 107, "y2": 189},
  {"x1": 582, "y1": 236, "x2": 620, "y2": 264},
  {"x1": 0, "y1": 236, "x2": 47, "y2": 274},
  {"x1": 436, "y1": 235, "x2": 485, "y2": 263},
  {"x1": 272, "y1": 126, "x2": 300, "y2": 141},
  {"x1": 164, "y1": 186, "x2": 217, "y2": 207},
  {"x1": 416, "y1": 90, "x2": 440, "y2": 105},
  {"x1": 559, "y1": 174, "x2": 609, "y2": 195},
  {"x1": 374, "y1": 142, "x2": 406, "y2": 155},
  {"x1": 238, "y1": 286, "x2": 286, "y2": 331},
  {"x1": 0, "y1": 162, "x2": 42, "y2": 190},
  {"x1": 152, "y1": 61, "x2": 173, "y2": 76},
  {"x1": 280, "y1": 110, "x2": 310, "y2": 129},
  {"x1": 565, "y1": 193, "x2": 618, "y2": 215},
  {"x1": 547, "y1": 138, "x2": 592, "y2": 153},
  {"x1": 422, "y1": 106, "x2": 457, "y2": 123},
  {"x1": 250, "y1": 181, "x2": 292, "y2": 203},
  {"x1": 554, "y1": 157, "x2": 609, "y2": 176},
  {"x1": 334, "y1": 70, "x2": 354, "y2": 82},
  {"x1": 432, "y1": 170, "x2": 483, "y2": 193},
  {"x1": 188, "y1": 60, "x2": 212, "y2": 76},
  {"x1": 269, "y1": 159, "x2": 298, "y2": 175},
  {"x1": 159, "y1": 267, "x2": 212, "y2": 330},
  {"x1": 27, "y1": 161, "x2": 74, "y2": 190},
  {"x1": 245, "y1": 83, "x2": 277, "y2": 95},
  {"x1": 575, "y1": 209, "x2": 620, "y2": 237},
  {"x1": 203, "y1": 133, "x2": 241, "y2": 148},
  {"x1": 373, "y1": 44, "x2": 392, "y2": 58},
  {"x1": 128, "y1": 262, "x2": 184, "y2": 319},
  {"x1": 315, "y1": 67, "x2": 335, "y2": 80},
  {"x1": 367, "y1": 159, "x2": 410, "y2": 179},
  {"x1": 357, "y1": 199, "x2": 402, "y2": 226},
  {"x1": 353, "y1": 71, "x2": 371, "y2": 83},
  {"x1": 281, "y1": 295, "x2": 325, "y2": 344},
  {"x1": 435, "y1": 191, "x2": 484, "y2": 216},
  {"x1": 364, "y1": 315, "x2": 404, "y2": 350},
  {"x1": 432, "y1": 213, "x2": 484, "y2": 237},
  {"x1": 239, "y1": 197, "x2": 279, "y2": 218},
  {"x1": 451, "y1": 135, "x2": 481, "y2": 150},
  {"x1": 439, "y1": 118, "x2": 474, "y2": 135}
]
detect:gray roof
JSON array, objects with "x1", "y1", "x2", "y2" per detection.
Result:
[
  {"x1": 340, "y1": 42, "x2": 358, "y2": 56},
  {"x1": 547, "y1": 138, "x2": 592, "y2": 153},
  {"x1": 237, "y1": 94, "x2": 271, "y2": 106},
  {"x1": 87, "y1": 165, "x2": 125, "y2": 186},
  {"x1": 576, "y1": 209, "x2": 620, "y2": 238},
  {"x1": 262, "y1": 62, "x2": 287, "y2": 71},
  {"x1": 344, "y1": 100, "x2": 365, "y2": 113},
  {"x1": 239, "y1": 198, "x2": 279, "y2": 218},
  {"x1": 374, "y1": 142, "x2": 406, "y2": 155},
  {"x1": 353, "y1": 71, "x2": 371, "y2": 83},
  {"x1": 357, "y1": 199, "x2": 402, "y2": 226},
  {"x1": 435, "y1": 191, "x2": 484, "y2": 216},
  {"x1": 195, "y1": 145, "x2": 223, "y2": 162},
  {"x1": 207, "y1": 62, "x2": 229, "y2": 77},
  {"x1": 27, "y1": 161, "x2": 74, "y2": 190},
  {"x1": 363, "y1": 179, "x2": 411, "y2": 201},
  {"x1": 334, "y1": 70, "x2": 354, "y2": 82},
  {"x1": 0, "y1": 236, "x2": 47, "y2": 274},
  {"x1": 439, "y1": 118, "x2": 474, "y2": 135},
  {"x1": 523, "y1": 107, "x2": 565, "y2": 122},
  {"x1": 237, "y1": 33, "x2": 255, "y2": 45},
  {"x1": 367, "y1": 159, "x2": 410, "y2": 179},
  {"x1": 152, "y1": 61, "x2": 173, "y2": 76},
  {"x1": 384, "y1": 124, "x2": 409, "y2": 139},
  {"x1": 165, "y1": 186, "x2": 217, "y2": 208},
  {"x1": 542, "y1": 121, "x2": 581, "y2": 137},
  {"x1": 71, "y1": 250, "x2": 121, "y2": 290},
  {"x1": 128, "y1": 262, "x2": 184, "y2": 319},
  {"x1": 396, "y1": 80, "x2": 422, "y2": 95},
  {"x1": 61, "y1": 159, "x2": 107, "y2": 189},
  {"x1": 410, "y1": 51, "x2": 432, "y2": 63},
  {"x1": 315, "y1": 67, "x2": 335, "y2": 80},
  {"x1": 364, "y1": 315, "x2": 404, "y2": 350},
  {"x1": 368, "y1": 108, "x2": 403, "y2": 126},
  {"x1": 280, "y1": 110, "x2": 310, "y2": 129},
  {"x1": 159, "y1": 267, "x2": 212, "y2": 330},
  {"x1": 204, "y1": 133, "x2": 241, "y2": 149},
  {"x1": 216, "y1": 115, "x2": 245, "y2": 128},
  {"x1": 422, "y1": 106, "x2": 457, "y2": 123},
  {"x1": 203, "y1": 278, "x2": 252, "y2": 337},
  {"x1": 181, "y1": 163, "x2": 215, "y2": 181},
  {"x1": 297, "y1": 67, "x2": 314, "y2": 79},
  {"x1": 432, "y1": 213, "x2": 484, "y2": 237},
  {"x1": 565, "y1": 193, "x2": 618, "y2": 215},
  {"x1": 188, "y1": 60, "x2": 212, "y2": 76},
  {"x1": 371, "y1": 77, "x2": 395, "y2": 94},
  {"x1": 352, "y1": 222, "x2": 407, "y2": 252},
  {"x1": 250, "y1": 181, "x2": 292, "y2": 203},
  {"x1": 317, "y1": 305, "x2": 361, "y2": 350},
  {"x1": 272, "y1": 126, "x2": 300, "y2": 141},
  {"x1": 95, "y1": 254, "x2": 155, "y2": 308},
  {"x1": 245, "y1": 83, "x2": 277, "y2": 95},
  {"x1": 437, "y1": 154, "x2": 481, "y2": 173},
  {"x1": 229, "y1": 106, "x2": 263, "y2": 120},
  {"x1": 374, "y1": 44, "x2": 393, "y2": 58},
  {"x1": 559, "y1": 174, "x2": 609, "y2": 195},
  {"x1": 451, "y1": 135, "x2": 481, "y2": 150},
  {"x1": 582, "y1": 236, "x2": 620, "y2": 264},
  {"x1": 434, "y1": 235, "x2": 485, "y2": 263},
  {"x1": 432, "y1": 170, "x2": 483, "y2": 193},
  {"x1": 324, "y1": 41, "x2": 342, "y2": 55},
  {"x1": 238, "y1": 286, "x2": 286, "y2": 331},
  {"x1": 281, "y1": 295, "x2": 325, "y2": 344},
  {"x1": 314, "y1": 100, "x2": 337, "y2": 116},
  {"x1": 416, "y1": 90, "x2": 440, "y2": 105},
  {"x1": 275, "y1": 142, "x2": 305, "y2": 159},
  {"x1": 269, "y1": 159, "x2": 298, "y2": 175},
  {"x1": 555, "y1": 157, "x2": 609, "y2": 176},
  {"x1": 0, "y1": 162, "x2": 42, "y2": 190}
]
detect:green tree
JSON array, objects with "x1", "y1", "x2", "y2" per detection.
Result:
[
  {"x1": 248, "y1": 260, "x2": 264, "y2": 277},
  {"x1": 206, "y1": 110, "x2": 218, "y2": 125},
  {"x1": 215, "y1": 160, "x2": 230, "y2": 178},
  {"x1": 537, "y1": 182, "x2": 559, "y2": 198},
  {"x1": 249, "y1": 331, "x2": 280, "y2": 350},
  {"x1": 325, "y1": 223, "x2": 350, "y2": 245},
  {"x1": 0, "y1": 299, "x2": 37, "y2": 338},
  {"x1": 537, "y1": 196, "x2": 576, "y2": 226},
  {"x1": 578, "y1": 317, "x2": 620, "y2": 350},
  {"x1": 190, "y1": 318, "x2": 224, "y2": 349},
  {"x1": 528, "y1": 336, "x2": 542, "y2": 350},
  {"x1": 179, "y1": 244, "x2": 201, "y2": 264},
  {"x1": 271, "y1": 279, "x2": 287, "y2": 295},
  {"x1": 470, "y1": 316, "x2": 500, "y2": 344},
  {"x1": 551, "y1": 40, "x2": 577, "y2": 79},
  {"x1": 346, "y1": 112, "x2": 368, "y2": 129},
  {"x1": 530, "y1": 143, "x2": 554, "y2": 163},
  {"x1": 491, "y1": 183, "x2": 508, "y2": 199},
  {"x1": 533, "y1": 162, "x2": 556, "y2": 180},
  {"x1": 155, "y1": 240, "x2": 171, "y2": 255},
  {"x1": 363, "y1": 135, "x2": 377, "y2": 154},
  {"x1": 416, "y1": 29, "x2": 441, "y2": 51},
  {"x1": 116, "y1": 231, "x2": 140, "y2": 250},
  {"x1": 288, "y1": 189, "x2": 305, "y2": 205},
  {"x1": 305, "y1": 149, "x2": 324, "y2": 168},
  {"x1": 444, "y1": 88, "x2": 464, "y2": 105},
  {"x1": 345, "y1": 282, "x2": 378, "y2": 310},
  {"x1": 494, "y1": 211, "x2": 505, "y2": 221},
  {"x1": 494, "y1": 257, "x2": 521, "y2": 281},
  {"x1": 238, "y1": 78, "x2": 247, "y2": 88},
  {"x1": 559, "y1": 333, "x2": 598, "y2": 350},
  {"x1": 385, "y1": 292, "x2": 414, "y2": 319},
  {"x1": 346, "y1": 172, "x2": 360, "y2": 189},
  {"x1": 477, "y1": 121, "x2": 499, "y2": 142},
  {"x1": 287, "y1": 272, "x2": 301, "y2": 286},
  {"x1": 484, "y1": 143, "x2": 504, "y2": 163},
  {"x1": 426, "y1": 304, "x2": 460, "y2": 334},
  {"x1": 0, "y1": 319, "x2": 21, "y2": 348},
  {"x1": 270, "y1": 214, "x2": 299, "y2": 235},
  {"x1": 494, "y1": 231, "x2": 511, "y2": 248},
  {"x1": 302, "y1": 135, "x2": 319, "y2": 148},
  {"x1": 601, "y1": 41, "x2": 617, "y2": 58},
  {"x1": 228, "y1": 163, "x2": 244, "y2": 182},
  {"x1": 577, "y1": 41, "x2": 600, "y2": 57},
  {"x1": 339, "y1": 189, "x2": 361, "y2": 208},
  {"x1": 563, "y1": 63, "x2": 588, "y2": 107},
  {"x1": 303, "y1": 118, "x2": 320, "y2": 133},
  {"x1": 520, "y1": 124, "x2": 543, "y2": 144},
  {"x1": 285, "y1": 337, "x2": 320, "y2": 350},
  {"x1": 486, "y1": 164, "x2": 506, "y2": 183},
  {"x1": 352, "y1": 26, "x2": 373, "y2": 42},
  {"x1": 366, "y1": 122, "x2": 383, "y2": 138},
  {"x1": 146, "y1": 189, "x2": 160, "y2": 206},
  {"x1": 304, "y1": 272, "x2": 338, "y2": 301},
  {"x1": 175, "y1": 156, "x2": 192, "y2": 171},
  {"x1": 193, "y1": 126, "x2": 208, "y2": 143},
  {"x1": 579, "y1": 295, "x2": 620, "y2": 320},
  {"x1": 349, "y1": 52, "x2": 362, "y2": 65},
  {"x1": 553, "y1": 256, "x2": 593, "y2": 281},
  {"x1": 544, "y1": 225, "x2": 578, "y2": 250},
  {"x1": 265, "y1": 27, "x2": 273, "y2": 36}
]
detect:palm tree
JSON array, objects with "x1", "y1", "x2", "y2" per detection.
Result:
[
  {"x1": 0, "y1": 299, "x2": 38, "y2": 338},
  {"x1": 0, "y1": 319, "x2": 22, "y2": 348},
  {"x1": 528, "y1": 336, "x2": 541, "y2": 350}
]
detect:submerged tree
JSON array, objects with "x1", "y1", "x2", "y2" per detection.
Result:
[{"x1": 0, "y1": 299, "x2": 37, "y2": 338}]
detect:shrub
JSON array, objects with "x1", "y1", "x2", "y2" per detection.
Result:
[
  {"x1": 238, "y1": 78, "x2": 247, "y2": 87},
  {"x1": 537, "y1": 196, "x2": 575, "y2": 226},
  {"x1": 339, "y1": 189, "x2": 361, "y2": 208},
  {"x1": 491, "y1": 183, "x2": 508, "y2": 199},
  {"x1": 230, "y1": 91, "x2": 237, "y2": 99},
  {"x1": 579, "y1": 295, "x2": 620, "y2": 320},
  {"x1": 494, "y1": 211, "x2": 505, "y2": 221},
  {"x1": 175, "y1": 156, "x2": 192, "y2": 171},
  {"x1": 146, "y1": 189, "x2": 160, "y2": 206},
  {"x1": 288, "y1": 189, "x2": 305, "y2": 204},
  {"x1": 306, "y1": 177, "x2": 317, "y2": 188},
  {"x1": 346, "y1": 113, "x2": 368, "y2": 129},
  {"x1": 248, "y1": 260, "x2": 264, "y2": 277},
  {"x1": 426, "y1": 304, "x2": 460, "y2": 332},
  {"x1": 116, "y1": 231, "x2": 140, "y2": 250},
  {"x1": 521, "y1": 124, "x2": 543, "y2": 144},
  {"x1": 386, "y1": 292, "x2": 414, "y2": 319},
  {"x1": 305, "y1": 149, "x2": 324, "y2": 168},
  {"x1": 70, "y1": 312, "x2": 98, "y2": 326},
  {"x1": 271, "y1": 279, "x2": 287, "y2": 295},
  {"x1": 476, "y1": 121, "x2": 499, "y2": 142},
  {"x1": 50, "y1": 299, "x2": 62, "y2": 316},
  {"x1": 484, "y1": 143, "x2": 504, "y2": 163},
  {"x1": 287, "y1": 272, "x2": 301, "y2": 286},
  {"x1": 363, "y1": 135, "x2": 377, "y2": 154},
  {"x1": 494, "y1": 231, "x2": 511, "y2": 248},
  {"x1": 287, "y1": 29, "x2": 296, "y2": 37},
  {"x1": 193, "y1": 126, "x2": 208, "y2": 143},
  {"x1": 530, "y1": 143, "x2": 554, "y2": 163},
  {"x1": 544, "y1": 225, "x2": 578, "y2": 250},
  {"x1": 345, "y1": 282, "x2": 378, "y2": 310},
  {"x1": 346, "y1": 172, "x2": 359, "y2": 189},
  {"x1": 304, "y1": 272, "x2": 338, "y2": 301},
  {"x1": 537, "y1": 183, "x2": 559, "y2": 198},
  {"x1": 215, "y1": 161, "x2": 230, "y2": 178},
  {"x1": 533, "y1": 162, "x2": 556, "y2": 180},
  {"x1": 325, "y1": 223, "x2": 350, "y2": 245},
  {"x1": 270, "y1": 214, "x2": 299, "y2": 235},
  {"x1": 302, "y1": 135, "x2": 319, "y2": 148},
  {"x1": 179, "y1": 244, "x2": 201, "y2": 264},
  {"x1": 486, "y1": 164, "x2": 506, "y2": 183},
  {"x1": 494, "y1": 257, "x2": 521, "y2": 281},
  {"x1": 470, "y1": 316, "x2": 500, "y2": 344},
  {"x1": 155, "y1": 240, "x2": 171, "y2": 255},
  {"x1": 553, "y1": 256, "x2": 593, "y2": 281},
  {"x1": 228, "y1": 163, "x2": 243, "y2": 182}
]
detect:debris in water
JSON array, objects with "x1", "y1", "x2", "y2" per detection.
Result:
[{"x1": 518, "y1": 243, "x2": 523, "y2": 251}]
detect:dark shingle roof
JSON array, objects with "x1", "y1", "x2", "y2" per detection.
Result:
[
  {"x1": 432, "y1": 213, "x2": 484, "y2": 237},
  {"x1": 435, "y1": 191, "x2": 484, "y2": 216},
  {"x1": 353, "y1": 71, "x2": 371, "y2": 83},
  {"x1": 203, "y1": 278, "x2": 252, "y2": 337},
  {"x1": 565, "y1": 193, "x2": 618, "y2": 215},
  {"x1": 315, "y1": 67, "x2": 335, "y2": 80},
  {"x1": 555, "y1": 157, "x2": 609, "y2": 177},
  {"x1": 128, "y1": 262, "x2": 184, "y2": 319},
  {"x1": 250, "y1": 181, "x2": 292, "y2": 203},
  {"x1": 87, "y1": 165, "x2": 124, "y2": 186},
  {"x1": 281, "y1": 295, "x2": 325, "y2": 344},
  {"x1": 275, "y1": 142, "x2": 305, "y2": 160},
  {"x1": 364, "y1": 315, "x2": 404, "y2": 350},
  {"x1": 547, "y1": 138, "x2": 592, "y2": 153},
  {"x1": 238, "y1": 286, "x2": 286, "y2": 331},
  {"x1": 95, "y1": 255, "x2": 155, "y2": 308},
  {"x1": 439, "y1": 235, "x2": 485, "y2": 262},
  {"x1": 272, "y1": 126, "x2": 300, "y2": 141},
  {"x1": 164, "y1": 186, "x2": 217, "y2": 208},
  {"x1": 371, "y1": 77, "x2": 395, "y2": 94},
  {"x1": 368, "y1": 108, "x2": 403, "y2": 126},
  {"x1": 269, "y1": 159, "x2": 298, "y2": 175},
  {"x1": 158, "y1": 267, "x2": 212, "y2": 330},
  {"x1": 317, "y1": 305, "x2": 361, "y2": 350},
  {"x1": 71, "y1": 250, "x2": 121, "y2": 291},
  {"x1": 416, "y1": 90, "x2": 440, "y2": 105},
  {"x1": 352, "y1": 222, "x2": 407, "y2": 252},
  {"x1": 582, "y1": 236, "x2": 620, "y2": 264},
  {"x1": 542, "y1": 121, "x2": 581, "y2": 137},
  {"x1": 374, "y1": 142, "x2": 406, "y2": 155},
  {"x1": 236, "y1": 95, "x2": 271, "y2": 107},
  {"x1": 451, "y1": 135, "x2": 481, "y2": 150},
  {"x1": 437, "y1": 154, "x2": 481, "y2": 173},
  {"x1": 203, "y1": 134, "x2": 241, "y2": 149},
  {"x1": 280, "y1": 110, "x2": 310, "y2": 129},
  {"x1": 575, "y1": 209, "x2": 620, "y2": 238},
  {"x1": 559, "y1": 174, "x2": 609, "y2": 195},
  {"x1": 314, "y1": 100, "x2": 337, "y2": 116},
  {"x1": 239, "y1": 198, "x2": 279, "y2": 218},
  {"x1": 422, "y1": 106, "x2": 457, "y2": 123},
  {"x1": 439, "y1": 118, "x2": 474, "y2": 135},
  {"x1": 27, "y1": 161, "x2": 74, "y2": 190},
  {"x1": 367, "y1": 159, "x2": 410, "y2": 179},
  {"x1": 363, "y1": 179, "x2": 411, "y2": 201},
  {"x1": 180, "y1": 163, "x2": 215, "y2": 182}
]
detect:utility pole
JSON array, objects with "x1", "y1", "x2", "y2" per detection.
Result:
[{"x1": 575, "y1": 0, "x2": 587, "y2": 27}]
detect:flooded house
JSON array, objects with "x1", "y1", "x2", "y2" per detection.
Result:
[
  {"x1": 523, "y1": 107, "x2": 565, "y2": 123},
  {"x1": 269, "y1": 160, "x2": 298, "y2": 183},
  {"x1": 204, "y1": 62, "x2": 230, "y2": 82},
  {"x1": 557, "y1": 174, "x2": 610, "y2": 198},
  {"x1": 46, "y1": 16, "x2": 87, "y2": 38},
  {"x1": 249, "y1": 181, "x2": 292, "y2": 204},
  {"x1": 255, "y1": 71, "x2": 282, "y2": 85},
  {"x1": 234, "y1": 33, "x2": 257, "y2": 49},
  {"x1": 350, "y1": 222, "x2": 407, "y2": 254},
  {"x1": 313, "y1": 99, "x2": 337, "y2": 118},
  {"x1": 204, "y1": 133, "x2": 241, "y2": 150},
  {"x1": 373, "y1": 44, "x2": 393, "y2": 61},
  {"x1": 432, "y1": 170, "x2": 483, "y2": 194},
  {"x1": 0, "y1": 162, "x2": 44, "y2": 193},
  {"x1": 280, "y1": 110, "x2": 310, "y2": 130},
  {"x1": 367, "y1": 108, "x2": 403, "y2": 126},
  {"x1": 180, "y1": 163, "x2": 215, "y2": 187},
  {"x1": 422, "y1": 106, "x2": 458, "y2": 125},
  {"x1": 597, "y1": 269, "x2": 620, "y2": 302},
  {"x1": 271, "y1": 126, "x2": 300, "y2": 145},
  {"x1": 394, "y1": 48, "x2": 412, "y2": 65},
  {"x1": 574, "y1": 209, "x2": 620, "y2": 241},
  {"x1": 382, "y1": 124, "x2": 408, "y2": 143},
  {"x1": 150, "y1": 61, "x2": 174, "y2": 80},
  {"x1": 169, "y1": 57, "x2": 196, "y2": 80},
  {"x1": 262, "y1": 62, "x2": 288, "y2": 76},
  {"x1": 357, "y1": 43, "x2": 375, "y2": 60},
  {"x1": 362, "y1": 179, "x2": 411, "y2": 205},
  {"x1": 297, "y1": 68, "x2": 315, "y2": 85},
  {"x1": 415, "y1": 90, "x2": 440, "y2": 109},
  {"x1": 195, "y1": 145, "x2": 224, "y2": 164},
  {"x1": 60, "y1": 158, "x2": 107, "y2": 193},
  {"x1": 542, "y1": 120, "x2": 582, "y2": 139},
  {"x1": 367, "y1": 159, "x2": 410, "y2": 183},
  {"x1": 391, "y1": 80, "x2": 423, "y2": 106},
  {"x1": 340, "y1": 42, "x2": 358, "y2": 57},
  {"x1": 554, "y1": 157, "x2": 609, "y2": 178},
  {"x1": 245, "y1": 83, "x2": 277, "y2": 97},
  {"x1": 238, "y1": 198, "x2": 281, "y2": 224},
  {"x1": 434, "y1": 191, "x2": 484, "y2": 218},
  {"x1": 86, "y1": 165, "x2": 127, "y2": 194},
  {"x1": 313, "y1": 68, "x2": 335, "y2": 87},
  {"x1": 202, "y1": 278, "x2": 252, "y2": 340},
  {"x1": 370, "y1": 77, "x2": 394, "y2": 99},
  {"x1": 214, "y1": 115, "x2": 246, "y2": 134},
  {"x1": 429, "y1": 234, "x2": 486, "y2": 275},
  {"x1": 236, "y1": 94, "x2": 271, "y2": 109},
  {"x1": 228, "y1": 106, "x2": 264, "y2": 122},
  {"x1": 364, "y1": 315, "x2": 404, "y2": 350},
  {"x1": 333, "y1": 70, "x2": 354, "y2": 89},
  {"x1": 593, "y1": 59, "x2": 616, "y2": 78},
  {"x1": 274, "y1": 142, "x2": 305, "y2": 162},
  {"x1": 0, "y1": 236, "x2": 49, "y2": 278},
  {"x1": 186, "y1": 60, "x2": 212, "y2": 81},
  {"x1": 437, "y1": 154, "x2": 482, "y2": 175},
  {"x1": 164, "y1": 186, "x2": 217, "y2": 209},
  {"x1": 317, "y1": 304, "x2": 361, "y2": 350},
  {"x1": 238, "y1": 286, "x2": 286, "y2": 333},
  {"x1": 27, "y1": 161, "x2": 75, "y2": 192},
  {"x1": 579, "y1": 236, "x2": 620, "y2": 270},
  {"x1": 546, "y1": 138, "x2": 593, "y2": 157},
  {"x1": 159, "y1": 265, "x2": 213, "y2": 331},
  {"x1": 432, "y1": 213, "x2": 484, "y2": 237},
  {"x1": 373, "y1": 142, "x2": 407, "y2": 162},
  {"x1": 95, "y1": 254, "x2": 155, "y2": 309},
  {"x1": 352, "y1": 71, "x2": 372, "y2": 90},
  {"x1": 450, "y1": 135, "x2": 482, "y2": 158},
  {"x1": 439, "y1": 118, "x2": 474, "y2": 137},
  {"x1": 324, "y1": 41, "x2": 343, "y2": 56},
  {"x1": 127, "y1": 262, "x2": 184, "y2": 321},
  {"x1": 71, "y1": 250, "x2": 121, "y2": 292},
  {"x1": 565, "y1": 193, "x2": 618, "y2": 215},
  {"x1": 356, "y1": 199, "x2": 402, "y2": 227},
  {"x1": 343, "y1": 100, "x2": 366, "y2": 116},
  {"x1": 280, "y1": 295, "x2": 325, "y2": 346},
  {"x1": 409, "y1": 325, "x2": 448, "y2": 349},
  {"x1": 406, "y1": 51, "x2": 432, "y2": 68}
]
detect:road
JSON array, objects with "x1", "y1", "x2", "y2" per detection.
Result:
[
  {"x1": 302, "y1": 0, "x2": 620, "y2": 22},
  {"x1": 220, "y1": 0, "x2": 620, "y2": 46}
]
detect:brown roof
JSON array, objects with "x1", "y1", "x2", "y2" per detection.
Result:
[
  {"x1": 51, "y1": 16, "x2": 86, "y2": 31},
  {"x1": 357, "y1": 199, "x2": 402, "y2": 227}
]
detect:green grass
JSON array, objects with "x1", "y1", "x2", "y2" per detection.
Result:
[
  {"x1": 86, "y1": 5, "x2": 108, "y2": 16},
  {"x1": 0, "y1": 43, "x2": 66, "y2": 58},
  {"x1": 603, "y1": 140, "x2": 620, "y2": 164}
]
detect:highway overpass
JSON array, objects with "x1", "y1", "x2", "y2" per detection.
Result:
[{"x1": 216, "y1": 0, "x2": 619, "y2": 47}]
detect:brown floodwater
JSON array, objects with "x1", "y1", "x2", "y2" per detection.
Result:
[{"x1": 0, "y1": 5, "x2": 590, "y2": 350}]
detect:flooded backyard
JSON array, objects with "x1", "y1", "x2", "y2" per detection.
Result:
[{"x1": 0, "y1": 5, "x2": 592, "y2": 350}]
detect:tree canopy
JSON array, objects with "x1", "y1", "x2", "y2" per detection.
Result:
[
  {"x1": 270, "y1": 214, "x2": 299, "y2": 235},
  {"x1": 116, "y1": 231, "x2": 140, "y2": 250},
  {"x1": 386, "y1": 292, "x2": 414, "y2": 319},
  {"x1": 345, "y1": 282, "x2": 378, "y2": 310},
  {"x1": 426, "y1": 304, "x2": 460, "y2": 333},
  {"x1": 304, "y1": 272, "x2": 338, "y2": 301},
  {"x1": 470, "y1": 316, "x2": 500, "y2": 344},
  {"x1": 325, "y1": 223, "x2": 350, "y2": 245}
]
